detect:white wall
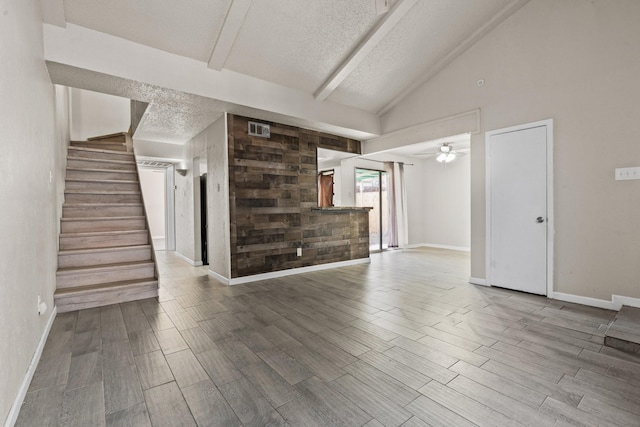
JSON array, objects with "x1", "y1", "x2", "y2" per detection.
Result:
[
  {"x1": 174, "y1": 157, "x2": 196, "y2": 262},
  {"x1": 173, "y1": 114, "x2": 229, "y2": 273},
  {"x1": 206, "y1": 115, "x2": 231, "y2": 279},
  {"x1": 382, "y1": 0, "x2": 640, "y2": 301},
  {"x1": 70, "y1": 87, "x2": 129, "y2": 140},
  {"x1": 134, "y1": 139, "x2": 184, "y2": 161},
  {"x1": 139, "y1": 168, "x2": 166, "y2": 249},
  {"x1": 422, "y1": 155, "x2": 471, "y2": 250},
  {"x1": 0, "y1": 1, "x2": 68, "y2": 424}
]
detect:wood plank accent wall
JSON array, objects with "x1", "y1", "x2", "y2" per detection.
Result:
[{"x1": 228, "y1": 115, "x2": 369, "y2": 278}]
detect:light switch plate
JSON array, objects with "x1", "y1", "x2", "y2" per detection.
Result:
[{"x1": 615, "y1": 167, "x2": 640, "y2": 180}]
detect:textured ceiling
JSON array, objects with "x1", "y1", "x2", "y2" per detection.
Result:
[
  {"x1": 52, "y1": 0, "x2": 526, "y2": 145},
  {"x1": 225, "y1": 0, "x2": 381, "y2": 94},
  {"x1": 63, "y1": 0, "x2": 231, "y2": 62},
  {"x1": 327, "y1": 0, "x2": 514, "y2": 112}
]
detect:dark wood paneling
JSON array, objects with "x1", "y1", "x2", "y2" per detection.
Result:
[{"x1": 228, "y1": 115, "x2": 368, "y2": 278}]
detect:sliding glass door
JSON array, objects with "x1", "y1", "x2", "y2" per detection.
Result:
[{"x1": 355, "y1": 168, "x2": 389, "y2": 251}]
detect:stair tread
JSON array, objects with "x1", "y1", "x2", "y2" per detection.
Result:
[
  {"x1": 68, "y1": 146, "x2": 134, "y2": 156},
  {"x1": 55, "y1": 278, "x2": 158, "y2": 296},
  {"x1": 65, "y1": 190, "x2": 141, "y2": 194},
  {"x1": 605, "y1": 306, "x2": 640, "y2": 346},
  {"x1": 57, "y1": 260, "x2": 154, "y2": 275},
  {"x1": 68, "y1": 156, "x2": 135, "y2": 165},
  {"x1": 63, "y1": 203, "x2": 143, "y2": 207},
  {"x1": 67, "y1": 167, "x2": 136, "y2": 173},
  {"x1": 59, "y1": 244, "x2": 151, "y2": 255},
  {"x1": 60, "y1": 229, "x2": 148, "y2": 237},
  {"x1": 66, "y1": 178, "x2": 139, "y2": 184},
  {"x1": 61, "y1": 216, "x2": 145, "y2": 222}
]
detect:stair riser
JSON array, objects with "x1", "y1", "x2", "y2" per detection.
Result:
[
  {"x1": 70, "y1": 142, "x2": 127, "y2": 152},
  {"x1": 68, "y1": 149, "x2": 134, "y2": 162},
  {"x1": 57, "y1": 265, "x2": 155, "y2": 288},
  {"x1": 67, "y1": 158, "x2": 136, "y2": 171},
  {"x1": 65, "y1": 180, "x2": 139, "y2": 192},
  {"x1": 60, "y1": 233, "x2": 148, "y2": 250},
  {"x1": 61, "y1": 218, "x2": 146, "y2": 233},
  {"x1": 63, "y1": 205, "x2": 144, "y2": 218},
  {"x1": 55, "y1": 283, "x2": 158, "y2": 313},
  {"x1": 66, "y1": 169, "x2": 137, "y2": 181},
  {"x1": 65, "y1": 193, "x2": 142, "y2": 204},
  {"x1": 58, "y1": 247, "x2": 152, "y2": 268}
]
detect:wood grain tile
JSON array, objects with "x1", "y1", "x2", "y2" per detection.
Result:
[
  {"x1": 134, "y1": 351, "x2": 174, "y2": 390},
  {"x1": 144, "y1": 382, "x2": 196, "y2": 427},
  {"x1": 182, "y1": 380, "x2": 242, "y2": 427},
  {"x1": 165, "y1": 349, "x2": 208, "y2": 389},
  {"x1": 330, "y1": 374, "x2": 412, "y2": 426},
  {"x1": 218, "y1": 377, "x2": 287, "y2": 427}
]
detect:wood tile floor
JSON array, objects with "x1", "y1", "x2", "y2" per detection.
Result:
[{"x1": 16, "y1": 248, "x2": 640, "y2": 426}]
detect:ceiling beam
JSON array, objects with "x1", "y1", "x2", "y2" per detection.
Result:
[
  {"x1": 377, "y1": 0, "x2": 531, "y2": 116},
  {"x1": 39, "y1": 0, "x2": 66, "y2": 28},
  {"x1": 207, "y1": 0, "x2": 252, "y2": 71},
  {"x1": 313, "y1": 0, "x2": 418, "y2": 102}
]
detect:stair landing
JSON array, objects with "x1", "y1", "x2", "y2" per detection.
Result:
[{"x1": 604, "y1": 305, "x2": 640, "y2": 354}]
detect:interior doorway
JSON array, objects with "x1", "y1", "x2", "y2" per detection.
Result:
[
  {"x1": 195, "y1": 156, "x2": 209, "y2": 266},
  {"x1": 200, "y1": 174, "x2": 208, "y2": 265},
  {"x1": 355, "y1": 168, "x2": 389, "y2": 251},
  {"x1": 138, "y1": 167, "x2": 167, "y2": 250}
]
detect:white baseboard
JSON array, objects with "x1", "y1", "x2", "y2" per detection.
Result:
[
  {"x1": 550, "y1": 292, "x2": 620, "y2": 311},
  {"x1": 173, "y1": 252, "x2": 203, "y2": 267},
  {"x1": 612, "y1": 294, "x2": 640, "y2": 309},
  {"x1": 405, "y1": 243, "x2": 471, "y2": 252},
  {"x1": 207, "y1": 269, "x2": 230, "y2": 285},
  {"x1": 5, "y1": 306, "x2": 57, "y2": 427},
  {"x1": 209, "y1": 258, "x2": 371, "y2": 286},
  {"x1": 469, "y1": 277, "x2": 488, "y2": 286}
]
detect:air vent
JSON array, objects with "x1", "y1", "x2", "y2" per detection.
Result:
[{"x1": 248, "y1": 121, "x2": 270, "y2": 138}]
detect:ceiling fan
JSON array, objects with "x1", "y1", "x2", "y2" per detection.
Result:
[{"x1": 417, "y1": 143, "x2": 465, "y2": 163}]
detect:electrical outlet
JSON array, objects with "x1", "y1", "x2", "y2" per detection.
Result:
[
  {"x1": 296, "y1": 247, "x2": 302, "y2": 257},
  {"x1": 615, "y1": 167, "x2": 640, "y2": 180}
]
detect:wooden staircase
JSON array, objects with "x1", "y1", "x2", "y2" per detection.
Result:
[{"x1": 55, "y1": 143, "x2": 158, "y2": 313}]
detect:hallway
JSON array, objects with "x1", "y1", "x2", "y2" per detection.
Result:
[{"x1": 16, "y1": 248, "x2": 640, "y2": 426}]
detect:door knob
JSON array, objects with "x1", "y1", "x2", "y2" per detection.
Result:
[{"x1": 536, "y1": 217, "x2": 545, "y2": 223}]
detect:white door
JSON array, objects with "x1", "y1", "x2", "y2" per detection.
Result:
[{"x1": 487, "y1": 122, "x2": 552, "y2": 295}]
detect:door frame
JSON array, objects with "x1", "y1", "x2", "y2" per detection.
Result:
[
  {"x1": 355, "y1": 167, "x2": 387, "y2": 252},
  {"x1": 485, "y1": 119, "x2": 554, "y2": 296}
]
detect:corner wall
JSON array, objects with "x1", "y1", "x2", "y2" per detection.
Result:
[
  {"x1": 69, "y1": 87, "x2": 130, "y2": 140},
  {"x1": 0, "y1": 1, "x2": 68, "y2": 424},
  {"x1": 382, "y1": 0, "x2": 640, "y2": 301}
]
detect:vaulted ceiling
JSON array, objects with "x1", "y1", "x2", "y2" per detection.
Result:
[{"x1": 42, "y1": 0, "x2": 529, "y2": 144}]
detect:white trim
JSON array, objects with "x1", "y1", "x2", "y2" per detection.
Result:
[
  {"x1": 469, "y1": 277, "x2": 488, "y2": 286},
  {"x1": 551, "y1": 292, "x2": 620, "y2": 311},
  {"x1": 485, "y1": 119, "x2": 554, "y2": 296},
  {"x1": 173, "y1": 251, "x2": 203, "y2": 267},
  {"x1": 421, "y1": 243, "x2": 470, "y2": 252},
  {"x1": 612, "y1": 294, "x2": 640, "y2": 309},
  {"x1": 208, "y1": 269, "x2": 230, "y2": 285},
  {"x1": 209, "y1": 258, "x2": 371, "y2": 286},
  {"x1": 5, "y1": 306, "x2": 58, "y2": 427}
]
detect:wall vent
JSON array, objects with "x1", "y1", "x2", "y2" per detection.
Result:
[{"x1": 248, "y1": 121, "x2": 270, "y2": 138}]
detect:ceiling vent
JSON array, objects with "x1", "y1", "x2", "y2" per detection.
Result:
[{"x1": 248, "y1": 121, "x2": 270, "y2": 138}]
